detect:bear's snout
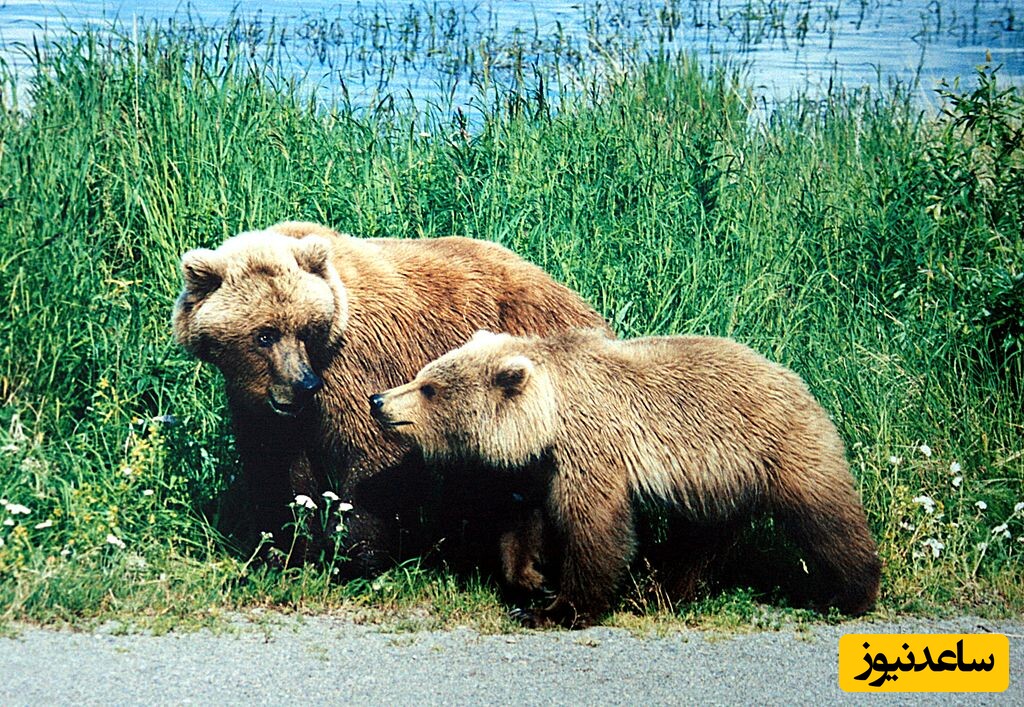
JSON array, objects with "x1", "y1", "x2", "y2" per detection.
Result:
[{"x1": 369, "y1": 392, "x2": 412, "y2": 428}]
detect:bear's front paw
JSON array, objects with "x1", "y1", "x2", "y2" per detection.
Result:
[
  {"x1": 509, "y1": 597, "x2": 592, "y2": 629},
  {"x1": 508, "y1": 606, "x2": 555, "y2": 629}
]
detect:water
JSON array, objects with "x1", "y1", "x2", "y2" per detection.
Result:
[{"x1": 1, "y1": 0, "x2": 1022, "y2": 112}]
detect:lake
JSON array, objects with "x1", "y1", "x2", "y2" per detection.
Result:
[{"x1": 1, "y1": 0, "x2": 1022, "y2": 111}]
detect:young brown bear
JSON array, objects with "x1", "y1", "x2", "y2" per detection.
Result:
[
  {"x1": 172, "y1": 223, "x2": 609, "y2": 572},
  {"x1": 371, "y1": 328, "x2": 881, "y2": 628}
]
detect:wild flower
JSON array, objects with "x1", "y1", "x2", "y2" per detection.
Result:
[
  {"x1": 259, "y1": 531, "x2": 274, "y2": 543},
  {"x1": 949, "y1": 461, "x2": 961, "y2": 474},
  {"x1": 2, "y1": 519, "x2": 14, "y2": 527},
  {"x1": 1015, "y1": 502, "x2": 1024, "y2": 514},
  {"x1": 338, "y1": 502, "x2": 354, "y2": 513},
  {"x1": 900, "y1": 520, "x2": 916, "y2": 531},
  {"x1": 922, "y1": 537, "x2": 944, "y2": 558},
  {"x1": 975, "y1": 501, "x2": 988, "y2": 511},
  {"x1": 105, "y1": 533, "x2": 126, "y2": 549},
  {"x1": 991, "y1": 523, "x2": 1010, "y2": 539},
  {"x1": 888, "y1": 455, "x2": 902, "y2": 466},
  {"x1": 142, "y1": 489, "x2": 154, "y2": 496},
  {"x1": 34, "y1": 520, "x2": 53, "y2": 530},
  {"x1": 912, "y1": 495, "x2": 936, "y2": 514},
  {"x1": 294, "y1": 494, "x2": 317, "y2": 510},
  {"x1": 321, "y1": 491, "x2": 340, "y2": 502},
  {"x1": 919, "y1": 444, "x2": 932, "y2": 458},
  {"x1": 952, "y1": 476, "x2": 963, "y2": 488},
  {"x1": 4, "y1": 502, "x2": 30, "y2": 515}
]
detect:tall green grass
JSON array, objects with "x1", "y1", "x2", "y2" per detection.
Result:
[{"x1": 0, "y1": 21, "x2": 1021, "y2": 626}]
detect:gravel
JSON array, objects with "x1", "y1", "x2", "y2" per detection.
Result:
[{"x1": 1, "y1": 614, "x2": 1020, "y2": 705}]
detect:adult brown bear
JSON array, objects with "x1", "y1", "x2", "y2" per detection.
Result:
[{"x1": 172, "y1": 222, "x2": 610, "y2": 574}]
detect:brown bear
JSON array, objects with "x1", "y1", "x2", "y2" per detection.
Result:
[
  {"x1": 370, "y1": 328, "x2": 882, "y2": 628},
  {"x1": 172, "y1": 222, "x2": 610, "y2": 573}
]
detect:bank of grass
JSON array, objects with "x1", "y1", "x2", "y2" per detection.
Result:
[{"x1": 0, "y1": 22, "x2": 1021, "y2": 631}]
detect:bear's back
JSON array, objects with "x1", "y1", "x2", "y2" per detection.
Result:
[{"x1": 546, "y1": 333, "x2": 833, "y2": 514}]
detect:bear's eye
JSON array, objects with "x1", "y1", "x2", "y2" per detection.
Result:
[
  {"x1": 255, "y1": 329, "x2": 281, "y2": 348},
  {"x1": 420, "y1": 384, "x2": 436, "y2": 400}
]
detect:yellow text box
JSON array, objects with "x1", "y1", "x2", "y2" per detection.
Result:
[{"x1": 839, "y1": 633, "x2": 1009, "y2": 692}]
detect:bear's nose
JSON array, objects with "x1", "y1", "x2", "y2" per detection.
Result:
[
  {"x1": 298, "y1": 370, "x2": 324, "y2": 394},
  {"x1": 368, "y1": 394, "x2": 385, "y2": 415}
]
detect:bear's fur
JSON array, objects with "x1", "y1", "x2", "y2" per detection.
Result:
[
  {"x1": 172, "y1": 223, "x2": 609, "y2": 572},
  {"x1": 371, "y1": 328, "x2": 882, "y2": 628}
]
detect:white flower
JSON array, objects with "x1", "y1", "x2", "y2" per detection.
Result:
[
  {"x1": 121, "y1": 465, "x2": 134, "y2": 477},
  {"x1": 0, "y1": 498, "x2": 6, "y2": 505},
  {"x1": 912, "y1": 495, "x2": 936, "y2": 514},
  {"x1": 919, "y1": 444, "x2": 932, "y2": 458},
  {"x1": 4, "y1": 502, "x2": 30, "y2": 515},
  {"x1": 888, "y1": 455, "x2": 902, "y2": 466},
  {"x1": 105, "y1": 533, "x2": 126, "y2": 549},
  {"x1": 142, "y1": 489, "x2": 154, "y2": 496},
  {"x1": 259, "y1": 531, "x2": 274, "y2": 543},
  {"x1": 952, "y1": 475, "x2": 962, "y2": 488},
  {"x1": 321, "y1": 491, "x2": 340, "y2": 502},
  {"x1": 60, "y1": 547, "x2": 71, "y2": 557},
  {"x1": 975, "y1": 501, "x2": 987, "y2": 511},
  {"x1": 293, "y1": 495, "x2": 317, "y2": 510},
  {"x1": 992, "y1": 523, "x2": 1010, "y2": 539},
  {"x1": 949, "y1": 461, "x2": 961, "y2": 474},
  {"x1": 337, "y1": 502, "x2": 354, "y2": 513},
  {"x1": 335, "y1": 523, "x2": 345, "y2": 534},
  {"x1": 1, "y1": 444, "x2": 18, "y2": 453},
  {"x1": 34, "y1": 520, "x2": 53, "y2": 530},
  {"x1": 977, "y1": 541, "x2": 989, "y2": 552},
  {"x1": 899, "y1": 520, "x2": 916, "y2": 531},
  {"x1": 1014, "y1": 502, "x2": 1024, "y2": 514},
  {"x1": 922, "y1": 537, "x2": 944, "y2": 558}
]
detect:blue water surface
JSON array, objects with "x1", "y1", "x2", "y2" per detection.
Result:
[{"x1": 1, "y1": 0, "x2": 1021, "y2": 111}]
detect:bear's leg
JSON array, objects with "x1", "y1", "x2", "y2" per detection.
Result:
[
  {"x1": 518, "y1": 473, "x2": 635, "y2": 629},
  {"x1": 500, "y1": 505, "x2": 548, "y2": 598},
  {"x1": 770, "y1": 465, "x2": 881, "y2": 615},
  {"x1": 231, "y1": 411, "x2": 317, "y2": 565}
]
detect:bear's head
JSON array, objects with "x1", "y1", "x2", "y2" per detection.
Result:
[
  {"x1": 370, "y1": 330, "x2": 557, "y2": 468},
  {"x1": 172, "y1": 229, "x2": 348, "y2": 416}
]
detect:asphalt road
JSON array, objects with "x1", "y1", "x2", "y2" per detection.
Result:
[{"x1": 1, "y1": 614, "x2": 1020, "y2": 705}]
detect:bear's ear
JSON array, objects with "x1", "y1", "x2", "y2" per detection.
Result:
[
  {"x1": 180, "y1": 249, "x2": 224, "y2": 300},
  {"x1": 294, "y1": 236, "x2": 332, "y2": 278},
  {"x1": 493, "y1": 355, "x2": 533, "y2": 396}
]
